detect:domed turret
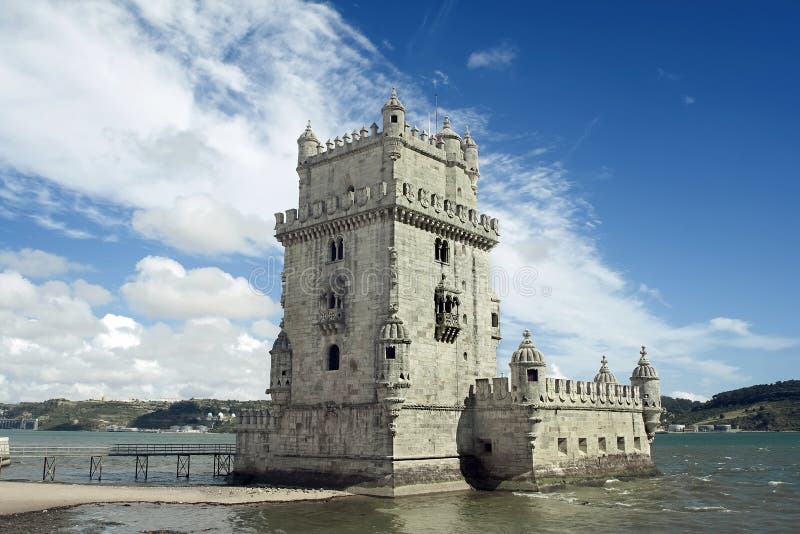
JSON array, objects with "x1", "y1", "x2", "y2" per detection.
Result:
[
  {"x1": 509, "y1": 329, "x2": 546, "y2": 402},
  {"x1": 463, "y1": 126, "x2": 479, "y2": 174},
  {"x1": 267, "y1": 322, "x2": 292, "y2": 404},
  {"x1": 593, "y1": 355, "x2": 617, "y2": 383},
  {"x1": 381, "y1": 87, "x2": 406, "y2": 137},
  {"x1": 630, "y1": 345, "x2": 661, "y2": 442},
  {"x1": 631, "y1": 346, "x2": 659, "y2": 379},
  {"x1": 511, "y1": 329, "x2": 545, "y2": 364},
  {"x1": 375, "y1": 308, "x2": 411, "y2": 388},
  {"x1": 437, "y1": 116, "x2": 462, "y2": 160},
  {"x1": 379, "y1": 311, "x2": 410, "y2": 342},
  {"x1": 297, "y1": 120, "x2": 319, "y2": 165}
]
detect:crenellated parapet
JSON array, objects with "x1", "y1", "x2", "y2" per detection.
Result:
[
  {"x1": 238, "y1": 408, "x2": 270, "y2": 428},
  {"x1": 273, "y1": 179, "x2": 499, "y2": 250},
  {"x1": 471, "y1": 376, "x2": 642, "y2": 411}
]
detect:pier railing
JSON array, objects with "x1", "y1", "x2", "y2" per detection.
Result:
[
  {"x1": 4, "y1": 443, "x2": 236, "y2": 481},
  {"x1": 109, "y1": 443, "x2": 236, "y2": 456}
]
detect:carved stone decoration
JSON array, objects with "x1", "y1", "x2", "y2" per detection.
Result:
[
  {"x1": 457, "y1": 205, "x2": 467, "y2": 223},
  {"x1": 388, "y1": 246, "x2": 398, "y2": 288},
  {"x1": 382, "y1": 395, "x2": 405, "y2": 437},
  {"x1": 418, "y1": 188, "x2": 430, "y2": 208},
  {"x1": 432, "y1": 193, "x2": 443, "y2": 213},
  {"x1": 357, "y1": 186, "x2": 371, "y2": 206},
  {"x1": 313, "y1": 201, "x2": 324, "y2": 219},
  {"x1": 403, "y1": 182, "x2": 415, "y2": 203}
]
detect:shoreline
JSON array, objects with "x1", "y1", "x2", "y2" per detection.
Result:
[{"x1": 0, "y1": 481, "x2": 351, "y2": 516}]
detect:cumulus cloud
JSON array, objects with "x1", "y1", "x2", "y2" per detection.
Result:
[
  {"x1": 121, "y1": 256, "x2": 279, "y2": 320},
  {"x1": 0, "y1": 248, "x2": 87, "y2": 278},
  {"x1": 0, "y1": 271, "x2": 273, "y2": 401},
  {"x1": 467, "y1": 42, "x2": 517, "y2": 69},
  {"x1": 132, "y1": 194, "x2": 273, "y2": 256},
  {"x1": 72, "y1": 279, "x2": 114, "y2": 307},
  {"x1": 670, "y1": 391, "x2": 710, "y2": 402}
]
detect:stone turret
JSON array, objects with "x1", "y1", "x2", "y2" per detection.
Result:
[
  {"x1": 509, "y1": 329, "x2": 546, "y2": 402},
  {"x1": 375, "y1": 307, "x2": 412, "y2": 388},
  {"x1": 463, "y1": 126, "x2": 479, "y2": 174},
  {"x1": 381, "y1": 87, "x2": 405, "y2": 137},
  {"x1": 267, "y1": 322, "x2": 292, "y2": 404},
  {"x1": 593, "y1": 355, "x2": 617, "y2": 383},
  {"x1": 438, "y1": 116, "x2": 462, "y2": 161},
  {"x1": 297, "y1": 120, "x2": 320, "y2": 165},
  {"x1": 630, "y1": 345, "x2": 661, "y2": 441}
]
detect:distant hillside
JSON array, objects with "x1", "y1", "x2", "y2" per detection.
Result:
[
  {"x1": 662, "y1": 380, "x2": 800, "y2": 431},
  {"x1": 0, "y1": 398, "x2": 266, "y2": 432}
]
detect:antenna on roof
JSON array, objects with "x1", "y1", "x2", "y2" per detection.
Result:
[{"x1": 434, "y1": 93, "x2": 439, "y2": 135}]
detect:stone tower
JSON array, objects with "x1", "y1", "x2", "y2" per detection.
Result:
[
  {"x1": 237, "y1": 89, "x2": 660, "y2": 494},
  {"x1": 237, "y1": 89, "x2": 501, "y2": 495}
]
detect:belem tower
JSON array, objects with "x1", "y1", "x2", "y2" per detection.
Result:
[{"x1": 236, "y1": 89, "x2": 662, "y2": 496}]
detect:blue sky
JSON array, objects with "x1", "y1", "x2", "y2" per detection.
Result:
[{"x1": 0, "y1": 1, "x2": 797, "y2": 402}]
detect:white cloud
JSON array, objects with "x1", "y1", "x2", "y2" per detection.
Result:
[
  {"x1": 132, "y1": 194, "x2": 273, "y2": 256},
  {"x1": 683, "y1": 95, "x2": 696, "y2": 105},
  {"x1": 467, "y1": 42, "x2": 517, "y2": 69},
  {"x1": 479, "y1": 150, "x2": 798, "y2": 387},
  {"x1": 0, "y1": 271, "x2": 274, "y2": 401},
  {"x1": 72, "y1": 279, "x2": 113, "y2": 307},
  {"x1": 121, "y1": 256, "x2": 279, "y2": 320},
  {"x1": 0, "y1": 248, "x2": 87, "y2": 278},
  {"x1": 637, "y1": 283, "x2": 669, "y2": 307},
  {"x1": 670, "y1": 391, "x2": 709, "y2": 402},
  {"x1": 0, "y1": 0, "x2": 397, "y2": 255}
]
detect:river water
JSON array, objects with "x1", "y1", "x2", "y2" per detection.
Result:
[{"x1": 1, "y1": 431, "x2": 798, "y2": 532}]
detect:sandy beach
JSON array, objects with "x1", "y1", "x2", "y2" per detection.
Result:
[{"x1": 0, "y1": 481, "x2": 350, "y2": 516}]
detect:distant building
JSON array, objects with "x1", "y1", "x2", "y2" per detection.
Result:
[{"x1": 668, "y1": 424, "x2": 685, "y2": 432}]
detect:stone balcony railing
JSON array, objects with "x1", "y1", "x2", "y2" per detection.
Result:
[
  {"x1": 435, "y1": 312, "x2": 460, "y2": 343},
  {"x1": 317, "y1": 309, "x2": 344, "y2": 335}
]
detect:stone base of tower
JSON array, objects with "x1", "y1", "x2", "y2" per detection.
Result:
[{"x1": 235, "y1": 400, "x2": 659, "y2": 497}]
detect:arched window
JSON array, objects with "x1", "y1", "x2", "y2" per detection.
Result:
[
  {"x1": 329, "y1": 240, "x2": 336, "y2": 261},
  {"x1": 434, "y1": 237, "x2": 449, "y2": 263},
  {"x1": 336, "y1": 237, "x2": 344, "y2": 261},
  {"x1": 347, "y1": 185, "x2": 355, "y2": 193},
  {"x1": 328, "y1": 344, "x2": 340, "y2": 371},
  {"x1": 328, "y1": 293, "x2": 336, "y2": 309},
  {"x1": 445, "y1": 296, "x2": 452, "y2": 313}
]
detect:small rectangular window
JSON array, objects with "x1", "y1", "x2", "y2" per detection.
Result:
[
  {"x1": 484, "y1": 441, "x2": 492, "y2": 453},
  {"x1": 385, "y1": 346, "x2": 396, "y2": 359},
  {"x1": 491, "y1": 313, "x2": 499, "y2": 328},
  {"x1": 391, "y1": 115, "x2": 398, "y2": 123},
  {"x1": 558, "y1": 437, "x2": 567, "y2": 455},
  {"x1": 579, "y1": 438, "x2": 587, "y2": 454},
  {"x1": 527, "y1": 369, "x2": 538, "y2": 382},
  {"x1": 617, "y1": 436, "x2": 625, "y2": 452},
  {"x1": 634, "y1": 437, "x2": 642, "y2": 451},
  {"x1": 598, "y1": 437, "x2": 607, "y2": 452}
]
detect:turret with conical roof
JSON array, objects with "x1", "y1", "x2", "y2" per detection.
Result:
[
  {"x1": 437, "y1": 116, "x2": 462, "y2": 161},
  {"x1": 630, "y1": 345, "x2": 661, "y2": 441},
  {"x1": 381, "y1": 87, "x2": 406, "y2": 137},
  {"x1": 509, "y1": 329, "x2": 546, "y2": 402},
  {"x1": 462, "y1": 126, "x2": 479, "y2": 176},
  {"x1": 594, "y1": 355, "x2": 618, "y2": 383},
  {"x1": 297, "y1": 120, "x2": 320, "y2": 165}
]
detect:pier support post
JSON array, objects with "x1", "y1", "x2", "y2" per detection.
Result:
[
  {"x1": 42, "y1": 456, "x2": 56, "y2": 481},
  {"x1": 213, "y1": 454, "x2": 232, "y2": 476},
  {"x1": 135, "y1": 455, "x2": 149, "y2": 480},
  {"x1": 89, "y1": 456, "x2": 103, "y2": 481},
  {"x1": 176, "y1": 454, "x2": 190, "y2": 478}
]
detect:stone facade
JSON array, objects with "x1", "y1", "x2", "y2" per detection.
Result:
[{"x1": 236, "y1": 90, "x2": 661, "y2": 495}]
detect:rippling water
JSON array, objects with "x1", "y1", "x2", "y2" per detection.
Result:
[{"x1": 3, "y1": 432, "x2": 799, "y2": 533}]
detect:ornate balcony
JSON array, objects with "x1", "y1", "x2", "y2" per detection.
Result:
[
  {"x1": 316, "y1": 309, "x2": 344, "y2": 335},
  {"x1": 435, "y1": 312, "x2": 460, "y2": 343}
]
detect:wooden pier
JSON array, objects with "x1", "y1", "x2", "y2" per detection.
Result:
[{"x1": 4, "y1": 443, "x2": 236, "y2": 481}]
